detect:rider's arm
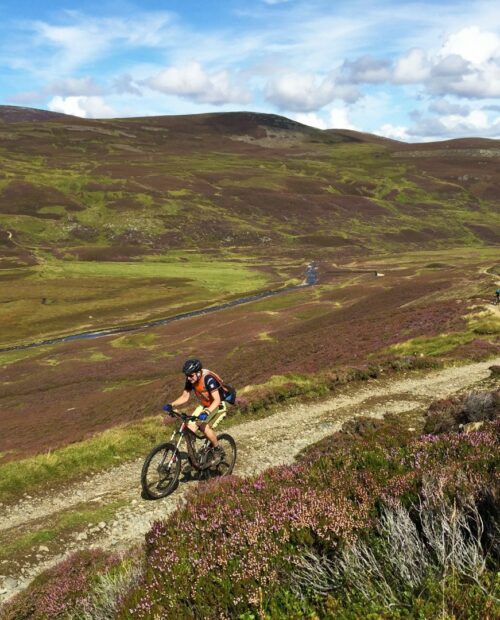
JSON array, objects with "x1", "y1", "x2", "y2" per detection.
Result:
[
  {"x1": 204, "y1": 389, "x2": 221, "y2": 413},
  {"x1": 171, "y1": 390, "x2": 191, "y2": 408}
]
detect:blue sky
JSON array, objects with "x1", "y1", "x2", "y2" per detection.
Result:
[{"x1": 1, "y1": 0, "x2": 499, "y2": 140}]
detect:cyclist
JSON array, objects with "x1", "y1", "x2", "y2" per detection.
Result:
[
  {"x1": 496, "y1": 288, "x2": 500, "y2": 304},
  {"x1": 163, "y1": 359, "x2": 229, "y2": 463}
]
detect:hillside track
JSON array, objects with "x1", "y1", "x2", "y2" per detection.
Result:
[{"x1": 0, "y1": 357, "x2": 498, "y2": 604}]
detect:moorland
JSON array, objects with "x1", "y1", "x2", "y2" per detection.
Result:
[{"x1": 0, "y1": 106, "x2": 499, "y2": 617}]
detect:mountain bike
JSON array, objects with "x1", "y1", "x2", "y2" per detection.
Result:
[{"x1": 141, "y1": 409, "x2": 237, "y2": 499}]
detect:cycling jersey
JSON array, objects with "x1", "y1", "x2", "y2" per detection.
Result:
[{"x1": 185, "y1": 369, "x2": 227, "y2": 408}]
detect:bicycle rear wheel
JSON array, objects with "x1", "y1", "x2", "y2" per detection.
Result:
[
  {"x1": 141, "y1": 442, "x2": 181, "y2": 499},
  {"x1": 213, "y1": 433, "x2": 237, "y2": 476}
]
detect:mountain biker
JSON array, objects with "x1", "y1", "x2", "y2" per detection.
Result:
[
  {"x1": 163, "y1": 359, "x2": 229, "y2": 463},
  {"x1": 496, "y1": 288, "x2": 500, "y2": 304}
]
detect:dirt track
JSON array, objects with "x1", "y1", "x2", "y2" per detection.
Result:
[{"x1": 0, "y1": 357, "x2": 498, "y2": 604}]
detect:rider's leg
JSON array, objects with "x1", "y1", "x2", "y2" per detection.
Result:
[
  {"x1": 198, "y1": 402, "x2": 227, "y2": 447},
  {"x1": 197, "y1": 422, "x2": 218, "y2": 447},
  {"x1": 186, "y1": 405, "x2": 220, "y2": 447}
]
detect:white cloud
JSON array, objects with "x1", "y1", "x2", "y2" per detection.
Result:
[
  {"x1": 112, "y1": 74, "x2": 142, "y2": 96},
  {"x1": 341, "y1": 55, "x2": 392, "y2": 84},
  {"x1": 393, "y1": 48, "x2": 431, "y2": 84},
  {"x1": 429, "y1": 99, "x2": 470, "y2": 115},
  {"x1": 378, "y1": 123, "x2": 409, "y2": 141},
  {"x1": 443, "y1": 61, "x2": 500, "y2": 98},
  {"x1": 409, "y1": 108, "x2": 500, "y2": 139},
  {"x1": 47, "y1": 95, "x2": 116, "y2": 118},
  {"x1": 144, "y1": 62, "x2": 250, "y2": 105},
  {"x1": 328, "y1": 106, "x2": 358, "y2": 130},
  {"x1": 265, "y1": 71, "x2": 359, "y2": 112},
  {"x1": 265, "y1": 72, "x2": 334, "y2": 111},
  {"x1": 440, "y1": 26, "x2": 500, "y2": 65},
  {"x1": 29, "y1": 12, "x2": 176, "y2": 75},
  {"x1": 48, "y1": 77, "x2": 103, "y2": 97},
  {"x1": 292, "y1": 112, "x2": 327, "y2": 129}
]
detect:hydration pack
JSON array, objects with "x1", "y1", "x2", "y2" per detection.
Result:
[{"x1": 200, "y1": 369, "x2": 237, "y2": 406}]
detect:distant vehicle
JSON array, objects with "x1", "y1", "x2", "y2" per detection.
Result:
[{"x1": 141, "y1": 409, "x2": 237, "y2": 499}]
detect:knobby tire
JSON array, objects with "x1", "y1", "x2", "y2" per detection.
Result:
[{"x1": 141, "y1": 442, "x2": 181, "y2": 499}]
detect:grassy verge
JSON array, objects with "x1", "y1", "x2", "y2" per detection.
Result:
[
  {"x1": 0, "y1": 419, "x2": 165, "y2": 504},
  {"x1": 0, "y1": 499, "x2": 127, "y2": 562}
]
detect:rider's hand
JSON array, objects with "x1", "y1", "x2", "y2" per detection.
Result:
[
  {"x1": 162, "y1": 403, "x2": 173, "y2": 414},
  {"x1": 198, "y1": 409, "x2": 210, "y2": 421}
]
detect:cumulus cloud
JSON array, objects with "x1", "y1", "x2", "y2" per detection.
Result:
[
  {"x1": 144, "y1": 62, "x2": 250, "y2": 105},
  {"x1": 265, "y1": 71, "x2": 359, "y2": 112},
  {"x1": 395, "y1": 27, "x2": 500, "y2": 98},
  {"x1": 47, "y1": 95, "x2": 116, "y2": 118},
  {"x1": 47, "y1": 76, "x2": 103, "y2": 97},
  {"x1": 409, "y1": 108, "x2": 500, "y2": 139},
  {"x1": 440, "y1": 26, "x2": 500, "y2": 65},
  {"x1": 112, "y1": 74, "x2": 142, "y2": 96},
  {"x1": 341, "y1": 55, "x2": 392, "y2": 84},
  {"x1": 378, "y1": 123, "x2": 409, "y2": 141},
  {"x1": 328, "y1": 106, "x2": 358, "y2": 130},
  {"x1": 429, "y1": 99, "x2": 470, "y2": 116},
  {"x1": 292, "y1": 112, "x2": 327, "y2": 129},
  {"x1": 393, "y1": 48, "x2": 431, "y2": 84}
]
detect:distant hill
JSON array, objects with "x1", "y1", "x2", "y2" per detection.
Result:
[
  {"x1": 0, "y1": 105, "x2": 77, "y2": 124},
  {"x1": 0, "y1": 105, "x2": 498, "y2": 268}
]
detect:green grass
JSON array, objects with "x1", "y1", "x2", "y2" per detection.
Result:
[
  {"x1": 110, "y1": 333, "x2": 158, "y2": 349},
  {"x1": 0, "y1": 252, "x2": 273, "y2": 346},
  {"x1": 388, "y1": 332, "x2": 475, "y2": 356},
  {"x1": 0, "y1": 499, "x2": 127, "y2": 562},
  {"x1": 33, "y1": 255, "x2": 268, "y2": 293},
  {"x1": 0, "y1": 417, "x2": 166, "y2": 503}
]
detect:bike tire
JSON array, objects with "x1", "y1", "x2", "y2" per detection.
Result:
[
  {"x1": 141, "y1": 442, "x2": 181, "y2": 499},
  {"x1": 214, "y1": 433, "x2": 237, "y2": 476}
]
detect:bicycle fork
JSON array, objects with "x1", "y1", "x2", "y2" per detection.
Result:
[{"x1": 163, "y1": 426, "x2": 185, "y2": 469}]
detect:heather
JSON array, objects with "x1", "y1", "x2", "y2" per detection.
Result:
[
  {"x1": 0, "y1": 549, "x2": 122, "y2": 619},
  {"x1": 118, "y1": 415, "x2": 499, "y2": 619},
  {"x1": 2, "y1": 414, "x2": 498, "y2": 619},
  {"x1": 423, "y1": 386, "x2": 500, "y2": 434}
]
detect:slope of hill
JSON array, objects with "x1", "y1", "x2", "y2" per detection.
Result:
[{"x1": 0, "y1": 106, "x2": 498, "y2": 270}]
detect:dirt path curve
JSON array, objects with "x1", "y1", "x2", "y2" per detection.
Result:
[{"x1": 1, "y1": 358, "x2": 498, "y2": 603}]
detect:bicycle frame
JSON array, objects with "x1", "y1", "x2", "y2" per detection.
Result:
[{"x1": 167, "y1": 413, "x2": 211, "y2": 471}]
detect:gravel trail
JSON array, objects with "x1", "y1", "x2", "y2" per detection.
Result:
[{"x1": 1, "y1": 358, "x2": 498, "y2": 603}]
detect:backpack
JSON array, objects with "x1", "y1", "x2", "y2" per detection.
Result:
[
  {"x1": 203, "y1": 369, "x2": 237, "y2": 405},
  {"x1": 222, "y1": 383, "x2": 237, "y2": 405}
]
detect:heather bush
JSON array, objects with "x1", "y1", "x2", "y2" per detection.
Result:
[
  {"x1": 117, "y1": 417, "x2": 498, "y2": 619},
  {"x1": 4, "y1": 415, "x2": 497, "y2": 619},
  {"x1": 1, "y1": 549, "x2": 121, "y2": 620},
  {"x1": 424, "y1": 388, "x2": 500, "y2": 434},
  {"x1": 290, "y1": 485, "x2": 498, "y2": 618}
]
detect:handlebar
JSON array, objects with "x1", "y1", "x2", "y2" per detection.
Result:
[{"x1": 166, "y1": 409, "x2": 199, "y2": 423}]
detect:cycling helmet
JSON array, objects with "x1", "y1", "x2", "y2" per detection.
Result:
[{"x1": 182, "y1": 358, "x2": 202, "y2": 375}]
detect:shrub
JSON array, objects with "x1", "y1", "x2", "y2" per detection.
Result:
[
  {"x1": 1, "y1": 549, "x2": 120, "y2": 620},
  {"x1": 424, "y1": 389, "x2": 500, "y2": 434},
  {"x1": 117, "y1": 416, "x2": 498, "y2": 619}
]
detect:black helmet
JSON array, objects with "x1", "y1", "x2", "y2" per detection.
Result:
[{"x1": 182, "y1": 358, "x2": 202, "y2": 375}]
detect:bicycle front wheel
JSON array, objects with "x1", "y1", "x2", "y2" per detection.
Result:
[{"x1": 141, "y1": 442, "x2": 181, "y2": 499}]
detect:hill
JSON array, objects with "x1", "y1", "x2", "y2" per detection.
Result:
[{"x1": 0, "y1": 106, "x2": 498, "y2": 271}]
